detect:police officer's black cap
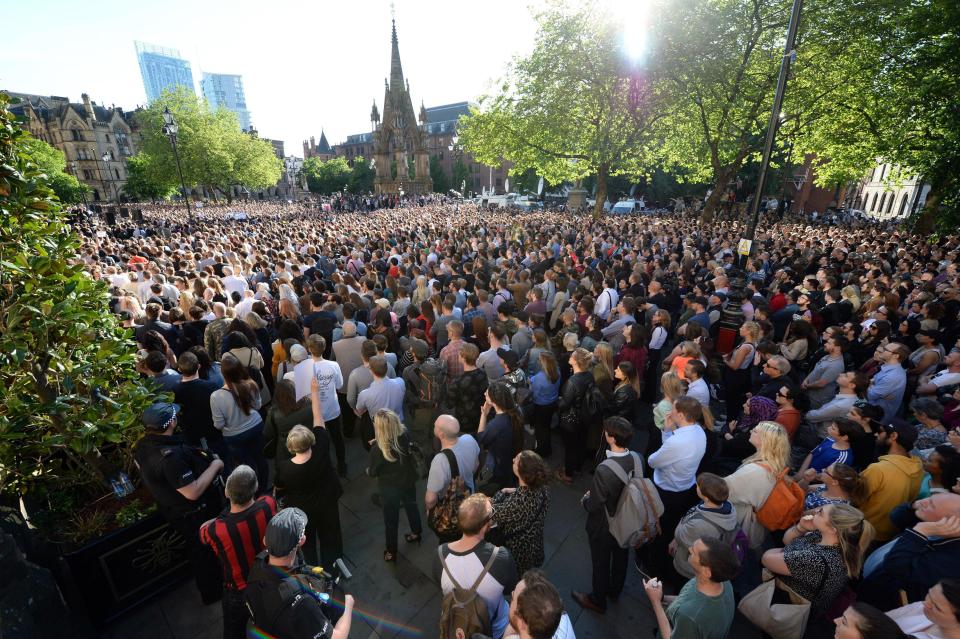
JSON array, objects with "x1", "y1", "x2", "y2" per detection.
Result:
[
  {"x1": 143, "y1": 402, "x2": 179, "y2": 430},
  {"x1": 265, "y1": 508, "x2": 308, "y2": 557}
]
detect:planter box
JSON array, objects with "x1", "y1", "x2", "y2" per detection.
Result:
[{"x1": 58, "y1": 512, "x2": 190, "y2": 626}]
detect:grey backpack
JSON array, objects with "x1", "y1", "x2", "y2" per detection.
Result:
[{"x1": 601, "y1": 452, "x2": 665, "y2": 548}]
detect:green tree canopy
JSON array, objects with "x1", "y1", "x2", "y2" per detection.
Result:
[
  {"x1": 459, "y1": 1, "x2": 667, "y2": 217},
  {"x1": 0, "y1": 93, "x2": 155, "y2": 500},
  {"x1": 302, "y1": 156, "x2": 351, "y2": 194},
  {"x1": 133, "y1": 86, "x2": 281, "y2": 201},
  {"x1": 429, "y1": 155, "x2": 450, "y2": 194},
  {"x1": 122, "y1": 155, "x2": 177, "y2": 201},
  {"x1": 19, "y1": 137, "x2": 90, "y2": 204},
  {"x1": 348, "y1": 156, "x2": 376, "y2": 193}
]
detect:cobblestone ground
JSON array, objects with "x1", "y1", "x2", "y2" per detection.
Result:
[{"x1": 102, "y1": 428, "x2": 764, "y2": 639}]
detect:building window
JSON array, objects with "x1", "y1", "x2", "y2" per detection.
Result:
[
  {"x1": 72, "y1": 129, "x2": 82, "y2": 141},
  {"x1": 869, "y1": 192, "x2": 878, "y2": 211},
  {"x1": 114, "y1": 168, "x2": 121, "y2": 180},
  {"x1": 83, "y1": 170, "x2": 93, "y2": 180},
  {"x1": 78, "y1": 149, "x2": 87, "y2": 160},
  {"x1": 105, "y1": 134, "x2": 110, "y2": 143},
  {"x1": 110, "y1": 150, "x2": 115, "y2": 161}
]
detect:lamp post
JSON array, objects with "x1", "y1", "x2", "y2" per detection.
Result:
[
  {"x1": 161, "y1": 107, "x2": 193, "y2": 224},
  {"x1": 69, "y1": 161, "x2": 88, "y2": 209},
  {"x1": 740, "y1": 0, "x2": 804, "y2": 265}
]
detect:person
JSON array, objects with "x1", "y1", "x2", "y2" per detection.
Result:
[
  {"x1": 173, "y1": 351, "x2": 226, "y2": 457},
  {"x1": 722, "y1": 321, "x2": 759, "y2": 420},
  {"x1": 716, "y1": 395, "x2": 780, "y2": 468},
  {"x1": 294, "y1": 334, "x2": 347, "y2": 477},
  {"x1": 244, "y1": 508, "x2": 354, "y2": 639},
  {"x1": 450, "y1": 343, "x2": 489, "y2": 435},
  {"x1": 803, "y1": 335, "x2": 848, "y2": 409},
  {"x1": 332, "y1": 321, "x2": 365, "y2": 440},
  {"x1": 833, "y1": 602, "x2": 914, "y2": 639},
  {"x1": 644, "y1": 537, "x2": 740, "y2": 639},
  {"x1": 911, "y1": 397, "x2": 949, "y2": 453},
  {"x1": 478, "y1": 381, "x2": 525, "y2": 494},
  {"x1": 134, "y1": 402, "x2": 225, "y2": 604},
  {"x1": 503, "y1": 570, "x2": 573, "y2": 639},
  {"x1": 262, "y1": 379, "x2": 312, "y2": 461},
  {"x1": 426, "y1": 415, "x2": 481, "y2": 540},
  {"x1": 654, "y1": 372, "x2": 687, "y2": 431},
  {"x1": 491, "y1": 451, "x2": 551, "y2": 576},
  {"x1": 755, "y1": 356, "x2": 795, "y2": 399},
  {"x1": 796, "y1": 417, "x2": 860, "y2": 477},
  {"x1": 273, "y1": 377, "x2": 344, "y2": 570},
  {"x1": 684, "y1": 359, "x2": 710, "y2": 407},
  {"x1": 572, "y1": 416, "x2": 638, "y2": 614},
  {"x1": 886, "y1": 579, "x2": 960, "y2": 639},
  {"x1": 868, "y1": 343, "x2": 910, "y2": 423},
  {"x1": 529, "y1": 352, "x2": 561, "y2": 458},
  {"x1": 646, "y1": 396, "x2": 708, "y2": 574},
  {"x1": 478, "y1": 324, "x2": 509, "y2": 381},
  {"x1": 761, "y1": 504, "x2": 873, "y2": 618},
  {"x1": 610, "y1": 361, "x2": 640, "y2": 423},
  {"x1": 724, "y1": 421, "x2": 792, "y2": 550},
  {"x1": 403, "y1": 337, "x2": 445, "y2": 452},
  {"x1": 211, "y1": 353, "x2": 268, "y2": 487},
  {"x1": 355, "y1": 355, "x2": 406, "y2": 425},
  {"x1": 804, "y1": 462, "x2": 868, "y2": 511},
  {"x1": 556, "y1": 348, "x2": 596, "y2": 484},
  {"x1": 807, "y1": 372, "x2": 867, "y2": 435},
  {"x1": 199, "y1": 466, "x2": 278, "y2": 639},
  {"x1": 368, "y1": 409, "x2": 423, "y2": 562},
  {"x1": 859, "y1": 418, "x2": 924, "y2": 542},
  {"x1": 433, "y1": 494, "x2": 519, "y2": 639},
  {"x1": 670, "y1": 473, "x2": 738, "y2": 581},
  {"x1": 439, "y1": 320, "x2": 467, "y2": 385},
  {"x1": 859, "y1": 492, "x2": 960, "y2": 610},
  {"x1": 916, "y1": 350, "x2": 960, "y2": 396}
]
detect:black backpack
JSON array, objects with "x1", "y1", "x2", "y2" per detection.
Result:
[{"x1": 581, "y1": 380, "x2": 608, "y2": 423}]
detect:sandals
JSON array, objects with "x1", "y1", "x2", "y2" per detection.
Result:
[
  {"x1": 405, "y1": 533, "x2": 422, "y2": 544},
  {"x1": 383, "y1": 550, "x2": 397, "y2": 562}
]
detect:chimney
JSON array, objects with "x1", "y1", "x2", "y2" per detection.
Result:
[{"x1": 81, "y1": 93, "x2": 93, "y2": 118}]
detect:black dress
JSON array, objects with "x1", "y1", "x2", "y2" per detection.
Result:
[
  {"x1": 368, "y1": 432, "x2": 422, "y2": 555},
  {"x1": 274, "y1": 427, "x2": 344, "y2": 569}
]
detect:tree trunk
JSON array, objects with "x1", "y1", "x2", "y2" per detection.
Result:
[
  {"x1": 701, "y1": 182, "x2": 726, "y2": 223},
  {"x1": 912, "y1": 188, "x2": 939, "y2": 235},
  {"x1": 593, "y1": 163, "x2": 609, "y2": 220}
]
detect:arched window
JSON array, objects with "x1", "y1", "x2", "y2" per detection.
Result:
[
  {"x1": 878, "y1": 193, "x2": 887, "y2": 213},
  {"x1": 869, "y1": 192, "x2": 878, "y2": 211},
  {"x1": 898, "y1": 194, "x2": 910, "y2": 217},
  {"x1": 885, "y1": 193, "x2": 895, "y2": 214}
]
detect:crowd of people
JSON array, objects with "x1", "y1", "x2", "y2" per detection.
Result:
[{"x1": 78, "y1": 199, "x2": 960, "y2": 639}]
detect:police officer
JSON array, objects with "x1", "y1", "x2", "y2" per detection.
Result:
[
  {"x1": 134, "y1": 401, "x2": 225, "y2": 604},
  {"x1": 245, "y1": 508, "x2": 355, "y2": 639}
]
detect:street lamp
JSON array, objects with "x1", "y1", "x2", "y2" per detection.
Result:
[
  {"x1": 69, "y1": 161, "x2": 88, "y2": 209},
  {"x1": 162, "y1": 107, "x2": 193, "y2": 224}
]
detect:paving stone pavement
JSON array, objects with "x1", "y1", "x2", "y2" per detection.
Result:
[{"x1": 101, "y1": 428, "x2": 765, "y2": 639}]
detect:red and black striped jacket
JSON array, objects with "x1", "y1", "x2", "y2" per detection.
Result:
[{"x1": 200, "y1": 495, "x2": 278, "y2": 591}]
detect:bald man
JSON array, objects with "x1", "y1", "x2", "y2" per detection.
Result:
[{"x1": 424, "y1": 415, "x2": 480, "y2": 515}]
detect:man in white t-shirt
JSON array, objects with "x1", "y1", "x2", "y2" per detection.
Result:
[
  {"x1": 917, "y1": 351, "x2": 960, "y2": 395},
  {"x1": 294, "y1": 334, "x2": 347, "y2": 477}
]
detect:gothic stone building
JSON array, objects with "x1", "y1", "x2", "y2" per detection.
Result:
[
  {"x1": 8, "y1": 92, "x2": 140, "y2": 202},
  {"x1": 369, "y1": 20, "x2": 432, "y2": 195}
]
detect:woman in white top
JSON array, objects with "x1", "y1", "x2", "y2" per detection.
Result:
[
  {"x1": 723, "y1": 421, "x2": 791, "y2": 549},
  {"x1": 887, "y1": 579, "x2": 960, "y2": 639}
]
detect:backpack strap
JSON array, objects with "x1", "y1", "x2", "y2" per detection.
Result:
[
  {"x1": 599, "y1": 457, "x2": 631, "y2": 485},
  {"x1": 437, "y1": 545, "x2": 500, "y2": 596},
  {"x1": 442, "y1": 447, "x2": 460, "y2": 480}
]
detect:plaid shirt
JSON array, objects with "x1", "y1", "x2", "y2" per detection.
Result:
[
  {"x1": 462, "y1": 308, "x2": 485, "y2": 338},
  {"x1": 440, "y1": 339, "x2": 466, "y2": 384}
]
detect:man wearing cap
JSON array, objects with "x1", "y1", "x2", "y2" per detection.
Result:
[
  {"x1": 245, "y1": 508, "x2": 355, "y2": 639},
  {"x1": 858, "y1": 418, "x2": 924, "y2": 542},
  {"x1": 200, "y1": 466, "x2": 277, "y2": 639},
  {"x1": 134, "y1": 401, "x2": 225, "y2": 604}
]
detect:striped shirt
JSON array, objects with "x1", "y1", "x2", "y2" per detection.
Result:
[{"x1": 200, "y1": 495, "x2": 278, "y2": 591}]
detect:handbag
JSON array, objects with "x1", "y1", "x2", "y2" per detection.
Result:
[{"x1": 738, "y1": 556, "x2": 830, "y2": 639}]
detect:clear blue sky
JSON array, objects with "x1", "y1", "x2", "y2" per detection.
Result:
[{"x1": 1, "y1": 0, "x2": 540, "y2": 156}]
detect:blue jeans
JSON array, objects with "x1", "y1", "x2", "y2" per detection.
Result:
[{"x1": 225, "y1": 422, "x2": 268, "y2": 490}]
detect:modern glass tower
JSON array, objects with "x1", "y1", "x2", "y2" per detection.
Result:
[
  {"x1": 134, "y1": 41, "x2": 195, "y2": 102},
  {"x1": 200, "y1": 72, "x2": 252, "y2": 131}
]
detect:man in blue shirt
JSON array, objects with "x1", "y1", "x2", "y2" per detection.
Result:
[{"x1": 868, "y1": 342, "x2": 909, "y2": 423}]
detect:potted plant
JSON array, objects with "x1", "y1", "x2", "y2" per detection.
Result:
[{"x1": 0, "y1": 93, "x2": 187, "y2": 626}]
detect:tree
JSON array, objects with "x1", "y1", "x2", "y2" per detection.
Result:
[
  {"x1": 348, "y1": 156, "x2": 376, "y2": 193},
  {"x1": 302, "y1": 156, "x2": 351, "y2": 194},
  {"x1": 19, "y1": 137, "x2": 90, "y2": 204},
  {"x1": 122, "y1": 155, "x2": 177, "y2": 201},
  {"x1": 452, "y1": 159, "x2": 470, "y2": 195},
  {"x1": 132, "y1": 86, "x2": 281, "y2": 201},
  {"x1": 429, "y1": 155, "x2": 450, "y2": 194},
  {"x1": 790, "y1": 0, "x2": 960, "y2": 232},
  {"x1": 459, "y1": 1, "x2": 667, "y2": 217},
  {"x1": 0, "y1": 93, "x2": 156, "y2": 502}
]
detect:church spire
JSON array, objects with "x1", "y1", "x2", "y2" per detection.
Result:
[{"x1": 389, "y1": 18, "x2": 405, "y2": 90}]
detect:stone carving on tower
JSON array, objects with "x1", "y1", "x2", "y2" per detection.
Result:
[{"x1": 371, "y1": 19, "x2": 432, "y2": 195}]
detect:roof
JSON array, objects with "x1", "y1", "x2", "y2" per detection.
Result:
[
  {"x1": 4, "y1": 91, "x2": 138, "y2": 128},
  {"x1": 317, "y1": 131, "x2": 332, "y2": 153},
  {"x1": 425, "y1": 102, "x2": 474, "y2": 125}
]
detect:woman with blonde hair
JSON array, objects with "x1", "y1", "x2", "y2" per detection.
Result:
[
  {"x1": 722, "y1": 321, "x2": 759, "y2": 420},
  {"x1": 592, "y1": 342, "x2": 616, "y2": 398},
  {"x1": 724, "y1": 421, "x2": 792, "y2": 549},
  {"x1": 367, "y1": 409, "x2": 422, "y2": 562},
  {"x1": 411, "y1": 275, "x2": 430, "y2": 308},
  {"x1": 762, "y1": 503, "x2": 874, "y2": 617},
  {"x1": 654, "y1": 372, "x2": 687, "y2": 431}
]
